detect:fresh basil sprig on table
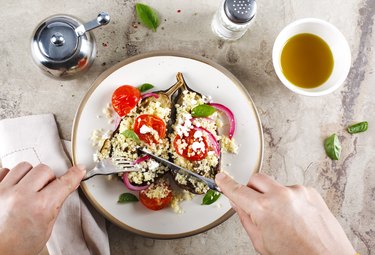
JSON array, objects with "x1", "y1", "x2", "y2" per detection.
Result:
[
  {"x1": 135, "y1": 3, "x2": 159, "y2": 32},
  {"x1": 121, "y1": 130, "x2": 140, "y2": 142},
  {"x1": 347, "y1": 121, "x2": 368, "y2": 134},
  {"x1": 202, "y1": 190, "x2": 221, "y2": 205},
  {"x1": 191, "y1": 104, "x2": 216, "y2": 118},
  {"x1": 324, "y1": 134, "x2": 341, "y2": 160},
  {"x1": 138, "y1": 83, "x2": 154, "y2": 92},
  {"x1": 118, "y1": 193, "x2": 139, "y2": 203}
]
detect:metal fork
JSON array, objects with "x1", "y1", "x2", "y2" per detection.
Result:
[{"x1": 82, "y1": 158, "x2": 137, "y2": 181}]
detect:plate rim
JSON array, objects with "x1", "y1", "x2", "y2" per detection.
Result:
[{"x1": 72, "y1": 50, "x2": 264, "y2": 239}]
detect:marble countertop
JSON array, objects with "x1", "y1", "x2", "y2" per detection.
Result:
[{"x1": 1, "y1": 0, "x2": 374, "y2": 254}]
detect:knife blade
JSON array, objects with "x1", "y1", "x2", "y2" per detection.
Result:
[{"x1": 138, "y1": 147, "x2": 222, "y2": 193}]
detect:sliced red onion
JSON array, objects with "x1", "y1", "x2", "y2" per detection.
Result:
[
  {"x1": 113, "y1": 113, "x2": 121, "y2": 130},
  {"x1": 122, "y1": 172, "x2": 149, "y2": 191},
  {"x1": 208, "y1": 103, "x2": 236, "y2": 139},
  {"x1": 133, "y1": 155, "x2": 150, "y2": 165},
  {"x1": 194, "y1": 127, "x2": 220, "y2": 157},
  {"x1": 141, "y1": 93, "x2": 159, "y2": 100}
]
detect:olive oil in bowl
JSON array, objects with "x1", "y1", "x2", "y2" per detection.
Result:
[{"x1": 280, "y1": 33, "x2": 334, "y2": 88}]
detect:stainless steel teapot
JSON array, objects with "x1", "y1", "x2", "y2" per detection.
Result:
[{"x1": 31, "y1": 12, "x2": 110, "y2": 79}]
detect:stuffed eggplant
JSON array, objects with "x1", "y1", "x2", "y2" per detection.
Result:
[
  {"x1": 169, "y1": 73, "x2": 222, "y2": 194},
  {"x1": 98, "y1": 77, "x2": 183, "y2": 188}
]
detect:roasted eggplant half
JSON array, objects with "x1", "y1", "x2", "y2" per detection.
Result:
[
  {"x1": 169, "y1": 73, "x2": 222, "y2": 194},
  {"x1": 97, "y1": 76, "x2": 183, "y2": 186}
]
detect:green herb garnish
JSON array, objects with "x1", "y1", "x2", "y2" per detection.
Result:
[
  {"x1": 324, "y1": 134, "x2": 341, "y2": 160},
  {"x1": 135, "y1": 3, "x2": 159, "y2": 32},
  {"x1": 347, "y1": 121, "x2": 368, "y2": 134},
  {"x1": 121, "y1": 130, "x2": 140, "y2": 142},
  {"x1": 138, "y1": 83, "x2": 154, "y2": 92},
  {"x1": 202, "y1": 190, "x2": 221, "y2": 205},
  {"x1": 118, "y1": 193, "x2": 139, "y2": 203},
  {"x1": 191, "y1": 104, "x2": 216, "y2": 118}
]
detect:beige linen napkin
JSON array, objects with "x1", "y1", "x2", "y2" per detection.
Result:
[{"x1": 0, "y1": 114, "x2": 110, "y2": 255}]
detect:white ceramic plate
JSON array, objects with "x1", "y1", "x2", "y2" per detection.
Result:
[{"x1": 72, "y1": 51, "x2": 263, "y2": 239}]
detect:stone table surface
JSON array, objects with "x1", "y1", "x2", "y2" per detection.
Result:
[{"x1": 1, "y1": 0, "x2": 374, "y2": 254}]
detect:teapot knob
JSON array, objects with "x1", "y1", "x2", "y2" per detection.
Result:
[
  {"x1": 50, "y1": 32, "x2": 65, "y2": 46},
  {"x1": 97, "y1": 12, "x2": 110, "y2": 25}
]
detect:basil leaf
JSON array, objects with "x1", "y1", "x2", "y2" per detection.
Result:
[
  {"x1": 347, "y1": 121, "x2": 368, "y2": 134},
  {"x1": 202, "y1": 190, "x2": 221, "y2": 205},
  {"x1": 191, "y1": 104, "x2": 216, "y2": 117},
  {"x1": 324, "y1": 134, "x2": 341, "y2": 160},
  {"x1": 138, "y1": 83, "x2": 154, "y2": 92},
  {"x1": 121, "y1": 130, "x2": 140, "y2": 142},
  {"x1": 118, "y1": 193, "x2": 139, "y2": 203},
  {"x1": 135, "y1": 3, "x2": 159, "y2": 32}
]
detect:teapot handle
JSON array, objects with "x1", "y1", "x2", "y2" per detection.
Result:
[{"x1": 75, "y1": 12, "x2": 110, "y2": 37}]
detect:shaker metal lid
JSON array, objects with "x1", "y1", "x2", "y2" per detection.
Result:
[
  {"x1": 35, "y1": 17, "x2": 79, "y2": 61},
  {"x1": 224, "y1": 0, "x2": 257, "y2": 24}
]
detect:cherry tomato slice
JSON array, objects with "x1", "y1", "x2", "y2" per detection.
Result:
[
  {"x1": 111, "y1": 85, "x2": 141, "y2": 117},
  {"x1": 139, "y1": 185, "x2": 173, "y2": 211},
  {"x1": 134, "y1": 114, "x2": 166, "y2": 144},
  {"x1": 173, "y1": 129, "x2": 208, "y2": 161}
]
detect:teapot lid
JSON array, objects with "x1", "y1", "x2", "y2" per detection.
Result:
[{"x1": 36, "y1": 16, "x2": 79, "y2": 61}]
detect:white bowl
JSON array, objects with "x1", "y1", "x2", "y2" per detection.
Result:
[{"x1": 272, "y1": 18, "x2": 351, "y2": 96}]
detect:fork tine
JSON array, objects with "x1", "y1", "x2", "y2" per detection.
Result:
[
  {"x1": 116, "y1": 164, "x2": 137, "y2": 170},
  {"x1": 116, "y1": 163, "x2": 134, "y2": 168},
  {"x1": 116, "y1": 165, "x2": 140, "y2": 172},
  {"x1": 112, "y1": 157, "x2": 131, "y2": 162},
  {"x1": 112, "y1": 157, "x2": 134, "y2": 164},
  {"x1": 114, "y1": 161, "x2": 134, "y2": 165}
]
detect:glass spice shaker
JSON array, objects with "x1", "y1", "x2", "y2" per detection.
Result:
[{"x1": 211, "y1": 0, "x2": 257, "y2": 41}]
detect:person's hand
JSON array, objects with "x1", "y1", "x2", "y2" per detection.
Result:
[
  {"x1": 215, "y1": 173, "x2": 356, "y2": 255},
  {"x1": 0, "y1": 162, "x2": 86, "y2": 255}
]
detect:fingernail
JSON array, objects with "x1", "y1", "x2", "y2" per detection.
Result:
[
  {"x1": 215, "y1": 172, "x2": 227, "y2": 184},
  {"x1": 76, "y1": 164, "x2": 86, "y2": 172}
]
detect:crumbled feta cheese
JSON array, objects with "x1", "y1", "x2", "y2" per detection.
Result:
[
  {"x1": 193, "y1": 130, "x2": 203, "y2": 139},
  {"x1": 192, "y1": 141, "x2": 205, "y2": 152},
  {"x1": 140, "y1": 125, "x2": 153, "y2": 134},
  {"x1": 148, "y1": 160, "x2": 160, "y2": 171}
]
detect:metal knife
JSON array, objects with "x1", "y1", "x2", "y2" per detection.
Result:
[{"x1": 138, "y1": 147, "x2": 222, "y2": 193}]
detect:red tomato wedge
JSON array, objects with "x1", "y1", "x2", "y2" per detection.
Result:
[
  {"x1": 139, "y1": 185, "x2": 173, "y2": 211},
  {"x1": 134, "y1": 114, "x2": 166, "y2": 144},
  {"x1": 173, "y1": 129, "x2": 208, "y2": 161},
  {"x1": 111, "y1": 85, "x2": 141, "y2": 117}
]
